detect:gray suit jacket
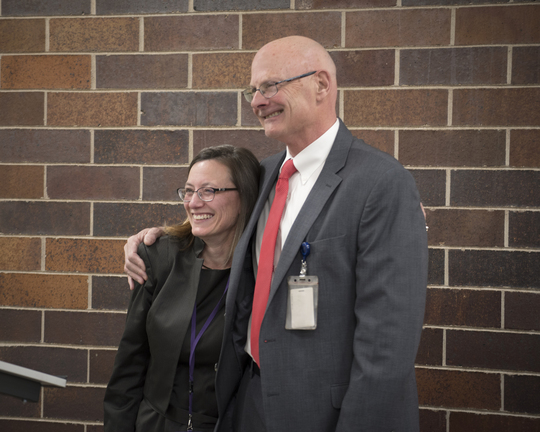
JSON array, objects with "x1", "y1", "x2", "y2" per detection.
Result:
[{"x1": 215, "y1": 120, "x2": 428, "y2": 432}]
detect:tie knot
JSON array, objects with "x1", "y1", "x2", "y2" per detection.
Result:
[{"x1": 279, "y1": 159, "x2": 297, "y2": 180}]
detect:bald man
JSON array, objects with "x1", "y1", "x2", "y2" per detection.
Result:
[{"x1": 125, "y1": 36, "x2": 427, "y2": 432}]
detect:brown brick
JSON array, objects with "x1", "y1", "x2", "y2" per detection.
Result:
[
  {"x1": 97, "y1": 0, "x2": 188, "y2": 14},
  {"x1": 409, "y1": 169, "x2": 446, "y2": 207},
  {"x1": 47, "y1": 166, "x2": 139, "y2": 200},
  {"x1": 0, "y1": 346, "x2": 87, "y2": 383},
  {"x1": 44, "y1": 386, "x2": 106, "y2": 422},
  {"x1": 143, "y1": 167, "x2": 190, "y2": 201},
  {"x1": 141, "y1": 92, "x2": 237, "y2": 126},
  {"x1": 330, "y1": 50, "x2": 394, "y2": 87},
  {"x1": 50, "y1": 18, "x2": 138, "y2": 52},
  {"x1": 94, "y1": 203, "x2": 184, "y2": 237},
  {"x1": 416, "y1": 328, "x2": 443, "y2": 366},
  {"x1": 0, "y1": 420, "x2": 83, "y2": 432},
  {"x1": 451, "y1": 170, "x2": 540, "y2": 207},
  {"x1": 192, "y1": 53, "x2": 254, "y2": 89},
  {"x1": 297, "y1": 0, "x2": 394, "y2": 8},
  {"x1": 144, "y1": 15, "x2": 238, "y2": 51},
  {"x1": 0, "y1": 165, "x2": 43, "y2": 199},
  {"x1": 241, "y1": 97, "x2": 262, "y2": 126},
  {"x1": 0, "y1": 92, "x2": 44, "y2": 126},
  {"x1": 505, "y1": 292, "x2": 540, "y2": 332},
  {"x1": 453, "y1": 89, "x2": 540, "y2": 127},
  {"x1": 346, "y1": 9, "x2": 451, "y2": 48},
  {"x1": 243, "y1": 12, "x2": 341, "y2": 50},
  {"x1": 0, "y1": 237, "x2": 41, "y2": 271},
  {"x1": 0, "y1": 309, "x2": 41, "y2": 342},
  {"x1": 46, "y1": 238, "x2": 125, "y2": 274},
  {"x1": 0, "y1": 274, "x2": 88, "y2": 309},
  {"x1": 425, "y1": 209, "x2": 504, "y2": 248},
  {"x1": 0, "y1": 394, "x2": 40, "y2": 418},
  {"x1": 419, "y1": 409, "x2": 446, "y2": 432},
  {"x1": 47, "y1": 92, "x2": 137, "y2": 127},
  {"x1": 510, "y1": 211, "x2": 540, "y2": 248},
  {"x1": 351, "y1": 130, "x2": 394, "y2": 156},
  {"x1": 88, "y1": 426, "x2": 104, "y2": 432},
  {"x1": 403, "y1": 0, "x2": 497, "y2": 6},
  {"x1": 513, "y1": 46, "x2": 540, "y2": 85},
  {"x1": 193, "y1": 130, "x2": 283, "y2": 161},
  {"x1": 505, "y1": 375, "x2": 540, "y2": 414},
  {"x1": 0, "y1": 129, "x2": 90, "y2": 163},
  {"x1": 449, "y1": 250, "x2": 540, "y2": 289},
  {"x1": 1, "y1": 55, "x2": 90, "y2": 90},
  {"x1": 447, "y1": 330, "x2": 540, "y2": 373},
  {"x1": 0, "y1": 19, "x2": 45, "y2": 53},
  {"x1": 2, "y1": 0, "x2": 90, "y2": 16},
  {"x1": 194, "y1": 0, "x2": 288, "y2": 11},
  {"x1": 400, "y1": 47, "x2": 507, "y2": 86},
  {"x1": 94, "y1": 130, "x2": 189, "y2": 164},
  {"x1": 424, "y1": 288, "x2": 501, "y2": 328},
  {"x1": 510, "y1": 129, "x2": 540, "y2": 168},
  {"x1": 344, "y1": 90, "x2": 448, "y2": 127},
  {"x1": 455, "y1": 5, "x2": 540, "y2": 45},
  {"x1": 45, "y1": 311, "x2": 125, "y2": 347},
  {"x1": 96, "y1": 54, "x2": 188, "y2": 89},
  {"x1": 400, "y1": 130, "x2": 505, "y2": 167},
  {"x1": 416, "y1": 368, "x2": 500, "y2": 410},
  {"x1": 449, "y1": 411, "x2": 540, "y2": 432},
  {"x1": 92, "y1": 276, "x2": 131, "y2": 311},
  {"x1": 428, "y1": 249, "x2": 444, "y2": 286},
  {"x1": 90, "y1": 349, "x2": 118, "y2": 384}
]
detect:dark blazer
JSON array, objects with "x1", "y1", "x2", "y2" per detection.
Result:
[
  {"x1": 104, "y1": 236, "x2": 205, "y2": 432},
  {"x1": 215, "y1": 120, "x2": 428, "y2": 432}
]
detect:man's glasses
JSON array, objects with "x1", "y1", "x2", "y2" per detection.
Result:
[
  {"x1": 177, "y1": 187, "x2": 238, "y2": 203},
  {"x1": 243, "y1": 71, "x2": 317, "y2": 103}
]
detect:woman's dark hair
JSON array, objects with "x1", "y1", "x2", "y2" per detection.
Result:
[{"x1": 164, "y1": 145, "x2": 260, "y2": 262}]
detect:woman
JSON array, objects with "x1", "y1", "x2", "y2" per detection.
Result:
[{"x1": 104, "y1": 145, "x2": 260, "y2": 432}]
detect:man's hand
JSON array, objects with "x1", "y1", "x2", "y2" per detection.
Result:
[{"x1": 124, "y1": 227, "x2": 165, "y2": 290}]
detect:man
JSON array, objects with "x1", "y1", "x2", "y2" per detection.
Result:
[{"x1": 125, "y1": 36, "x2": 427, "y2": 431}]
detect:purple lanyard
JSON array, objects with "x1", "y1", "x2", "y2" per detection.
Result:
[{"x1": 187, "y1": 277, "x2": 229, "y2": 431}]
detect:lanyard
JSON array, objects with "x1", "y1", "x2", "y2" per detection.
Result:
[{"x1": 187, "y1": 277, "x2": 229, "y2": 431}]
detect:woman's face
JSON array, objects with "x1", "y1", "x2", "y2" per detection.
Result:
[{"x1": 184, "y1": 159, "x2": 241, "y2": 247}]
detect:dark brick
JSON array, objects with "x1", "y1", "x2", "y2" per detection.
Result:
[
  {"x1": 510, "y1": 129, "x2": 540, "y2": 168},
  {"x1": 88, "y1": 425, "x2": 104, "y2": 432},
  {"x1": 449, "y1": 411, "x2": 540, "y2": 432},
  {"x1": 330, "y1": 50, "x2": 394, "y2": 87},
  {"x1": 451, "y1": 170, "x2": 540, "y2": 207},
  {"x1": 192, "y1": 52, "x2": 253, "y2": 89},
  {"x1": 0, "y1": 309, "x2": 41, "y2": 343},
  {"x1": 408, "y1": 169, "x2": 446, "y2": 207},
  {"x1": 0, "y1": 202, "x2": 90, "y2": 235},
  {"x1": 92, "y1": 276, "x2": 132, "y2": 311},
  {"x1": 0, "y1": 129, "x2": 90, "y2": 163},
  {"x1": 0, "y1": 420, "x2": 83, "y2": 432},
  {"x1": 2, "y1": 0, "x2": 90, "y2": 16},
  {"x1": 510, "y1": 211, "x2": 540, "y2": 248},
  {"x1": 513, "y1": 46, "x2": 540, "y2": 85},
  {"x1": 346, "y1": 9, "x2": 451, "y2": 48},
  {"x1": 241, "y1": 97, "x2": 262, "y2": 127},
  {"x1": 96, "y1": 54, "x2": 188, "y2": 89},
  {"x1": 96, "y1": 0, "x2": 188, "y2": 14},
  {"x1": 424, "y1": 288, "x2": 501, "y2": 328},
  {"x1": 0, "y1": 166, "x2": 43, "y2": 199},
  {"x1": 0, "y1": 92, "x2": 44, "y2": 126},
  {"x1": 505, "y1": 292, "x2": 540, "y2": 332},
  {"x1": 350, "y1": 130, "x2": 394, "y2": 156},
  {"x1": 449, "y1": 250, "x2": 540, "y2": 289},
  {"x1": 94, "y1": 130, "x2": 189, "y2": 164},
  {"x1": 194, "y1": 0, "x2": 288, "y2": 11},
  {"x1": 45, "y1": 238, "x2": 125, "y2": 274},
  {"x1": 344, "y1": 90, "x2": 448, "y2": 127},
  {"x1": 0, "y1": 395, "x2": 40, "y2": 418},
  {"x1": 453, "y1": 89, "x2": 540, "y2": 127},
  {"x1": 404, "y1": 0, "x2": 504, "y2": 5},
  {"x1": 0, "y1": 19, "x2": 45, "y2": 53},
  {"x1": 143, "y1": 167, "x2": 190, "y2": 201},
  {"x1": 144, "y1": 15, "x2": 238, "y2": 51},
  {"x1": 400, "y1": 47, "x2": 507, "y2": 85},
  {"x1": 0, "y1": 237, "x2": 41, "y2": 271},
  {"x1": 0, "y1": 346, "x2": 87, "y2": 383},
  {"x1": 505, "y1": 375, "x2": 540, "y2": 414},
  {"x1": 428, "y1": 248, "x2": 444, "y2": 286},
  {"x1": 425, "y1": 209, "x2": 504, "y2": 248},
  {"x1": 90, "y1": 349, "x2": 118, "y2": 384},
  {"x1": 298, "y1": 0, "x2": 394, "y2": 8},
  {"x1": 47, "y1": 166, "x2": 139, "y2": 200},
  {"x1": 416, "y1": 368, "x2": 500, "y2": 410},
  {"x1": 44, "y1": 386, "x2": 106, "y2": 421},
  {"x1": 243, "y1": 12, "x2": 341, "y2": 50},
  {"x1": 416, "y1": 328, "x2": 443, "y2": 366},
  {"x1": 400, "y1": 130, "x2": 506, "y2": 167},
  {"x1": 419, "y1": 409, "x2": 446, "y2": 432},
  {"x1": 141, "y1": 92, "x2": 237, "y2": 126},
  {"x1": 94, "y1": 203, "x2": 185, "y2": 237}
]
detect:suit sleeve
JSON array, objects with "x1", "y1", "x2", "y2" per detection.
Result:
[
  {"x1": 336, "y1": 166, "x2": 428, "y2": 431},
  {"x1": 103, "y1": 243, "x2": 157, "y2": 432}
]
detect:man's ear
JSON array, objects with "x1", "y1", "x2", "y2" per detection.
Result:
[{"x1": 315, "y1": 70, "x2": 331, "y2": 102}]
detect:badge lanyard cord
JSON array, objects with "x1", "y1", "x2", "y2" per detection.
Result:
[{"x1": 187, "y1": 277, "x2": 229, "y2": 431}]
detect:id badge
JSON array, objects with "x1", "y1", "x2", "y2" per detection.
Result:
[{"x1": 285, "y1": 275, "x2": 318, "y2": 330}]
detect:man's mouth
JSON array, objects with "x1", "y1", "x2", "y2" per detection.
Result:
[
  {"x1": 263, "y1": 110, "x2": 283, "y2": 120},
  {"x1": 192, "y1": 214, "x2": 213, "y2": 220}
]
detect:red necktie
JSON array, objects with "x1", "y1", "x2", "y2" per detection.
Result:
[{"x1": 251, "y1": 159, "x2": 297, "y2": 366}]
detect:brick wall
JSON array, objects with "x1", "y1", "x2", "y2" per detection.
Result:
[{"x1": 0, "y1": 0, "x2": 539, "y2": 430}]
